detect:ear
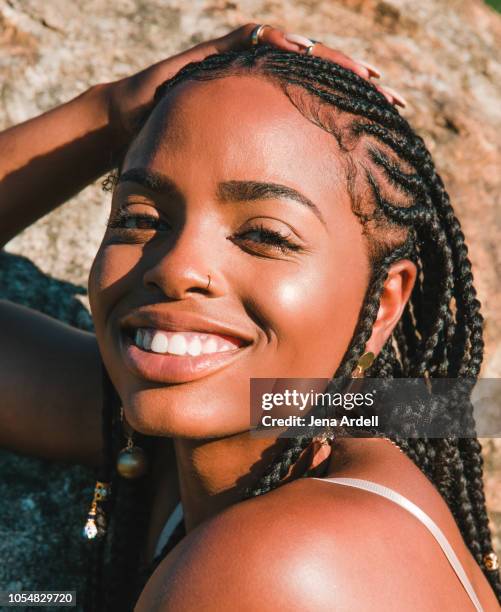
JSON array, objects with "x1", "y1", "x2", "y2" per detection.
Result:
[{"x1": 365, "y1": 259, "x2": 417, "y2": 357}]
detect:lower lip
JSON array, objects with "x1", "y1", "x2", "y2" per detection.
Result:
[{"x1": 120, "y1": 333, "x2": 249, "y2": 384}]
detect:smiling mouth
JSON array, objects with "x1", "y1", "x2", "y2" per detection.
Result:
[
  {"x1": 126, "y1": 327, "x2": 244, "y2": 356},
  {"x1": 120, "y1": 327, "x2": 251, "y2": 384}
]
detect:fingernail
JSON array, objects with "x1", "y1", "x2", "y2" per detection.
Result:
[
  {"x1": 383, "y1": 86, "x2": 408, "y2": 107},
  {"x1": 284, "y1": 33, "x2": 314, "y2": 48},
  {"x1": 353, "y1": 58, "x2": 382, "y2": 78},
  {"x1": 379, "y1": 89, "x2": 393, "y2": 105}
]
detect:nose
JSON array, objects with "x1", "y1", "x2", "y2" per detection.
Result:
[{"x1": 142, "y1": 222, "x2": 223, "y2": 299}]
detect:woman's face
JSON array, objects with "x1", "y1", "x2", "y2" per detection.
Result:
[{"x1": 88, "y1": 74, "x2": 371, "y2": 438}]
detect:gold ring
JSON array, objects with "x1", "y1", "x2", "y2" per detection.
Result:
[{"x1": 250, "y1": 24, "x2": 270, "y2": 46}]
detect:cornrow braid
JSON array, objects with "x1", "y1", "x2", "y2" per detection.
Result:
[{"x1": 94, "y1": 46, "x2": 500, "y2": 608}]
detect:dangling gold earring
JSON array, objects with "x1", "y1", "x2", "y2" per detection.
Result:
[
  {"x1": 306, "y1": 352, "x2": 376, "y2": 474},
  {"x1": 310, "y1": 430, "x2": 335, "y2": 469},
  {"x1": 116, "y1": 406, "x2": 148, "y2": 479},
  {"x1": 351, "y1": 351, "x2": 375, "y2": 378}
]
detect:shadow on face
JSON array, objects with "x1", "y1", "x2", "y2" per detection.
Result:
[{"x1": 88, "y1": 74, "x2": 371, "y2": 439}]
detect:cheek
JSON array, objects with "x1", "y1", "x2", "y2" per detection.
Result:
[
  {"x1": 254, "y1": 246, "x2": 369, "y2": 377},
  {"x1": 88, "y1": 243, "x2": 147, "y2": 404},
  {"x1": 88, "y1": 244, "x2": 142, "y2": 320}
]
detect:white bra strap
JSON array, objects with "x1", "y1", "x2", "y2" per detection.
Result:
[
  {"x1": 312, "y1": 477, "x2": 483, "y2": 612},
  {"x1": 154, "y1": 501, "x2": 183, "y2": 559}
]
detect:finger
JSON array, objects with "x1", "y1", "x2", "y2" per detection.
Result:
[
  {"x1": 212, "y1": 23, "x2": 301, "y2": 53},
  {"x1": 258, "y1": 26, "x2": 304, "y2": 52},
  {"x1": 207, "y1": 25, "x2": 381, "y2": 83},
  {"x1": 177, "y1": 23, "x2": 302, "y2": 72},
  {"x1": 284, "y1": 33, "x2": 316, "y2": 48},
  {"x1": 373, "y1": 83, "x2": 407, "y2": 108},
  {"x1": 209, "y1": 23, "x2": 258, "y2": 53},
  {"x1": 373, "y1": 83, "x2": 394, "y2": 105},
  {"x1": 381, "y1": 86, "x2": 407, "y2": 108},
  {"x1": 307, "y1": 44, "x2": 369, "y2": 79},
  {"x1": 193, "y1": 26, "x2": 392, "y2": 102},
  {"x1": 352, "y1": 58, "x2": 382, "y2": 79}
]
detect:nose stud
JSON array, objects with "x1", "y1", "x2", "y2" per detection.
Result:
[{"x1": 206, "y1": 274, "x2": 211, "y2": 291}]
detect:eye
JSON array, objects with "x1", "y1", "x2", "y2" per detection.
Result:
[
  {"x1": 231, "y1": 223, "x2": 302, "y2": 256},
  {"x1": 106, "y1": 209, "x2": 171, "y2": 234}
]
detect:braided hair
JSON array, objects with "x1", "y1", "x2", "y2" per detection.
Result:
[{"x1": 91, "y1": 46, "x2": 500, "y2": 609}]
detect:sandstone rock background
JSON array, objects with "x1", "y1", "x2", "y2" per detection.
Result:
[{"x1": 0, "y1": 0, "x2": 499, "y2": 596}]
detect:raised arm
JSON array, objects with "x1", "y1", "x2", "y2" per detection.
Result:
[{"x1": 0, "y1": 82, "x2": 113, "y2": 248}]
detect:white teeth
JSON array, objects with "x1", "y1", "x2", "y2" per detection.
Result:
[
  {"x1": 187, "y1": 337, "x2": 202, "y2": 356},
  {"x1": 143, "y1": 330, "x2": 152, "y2": 351},
  {"x1": 151, "y1": 332, "x2": 169, "y2": 354},
  {"x1": 169, "y1": 334, "x2": 188, "y2": 355},
  {"x1": 135, "y1": 329, "x2": 144, "y2": 349},
  {"x1": 132, "y1": 328, "x2": 242, "y2": 355},
  {"x1": 202, "y1": 337, "x2": 218, "y2": 354}
]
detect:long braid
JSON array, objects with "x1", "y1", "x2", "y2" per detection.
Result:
[
  {"x1": 460, "y1": 437, "x2": 501, "y2": 598},
  {"x1": 87, "y1": 362, "x2": 157, "y2": 611},
  {"x1": 83, "y1": 363, "x2": 116, "y2": 611},
  {"x1": 245, "y1": 243, "x2": 411, "y2": 499},
  {"x1": 92, "y1": 46, "x2": 500, "y2": 606},
  {"x1": 104, "y1": 423, "x2": 156, "y2": 610}
]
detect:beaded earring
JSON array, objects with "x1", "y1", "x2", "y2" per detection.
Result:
[
  {"x1": 82, "y1": 480, "x2": 112, "y2": 540},
  {"x1": 82, "y1": 363, "x2": 115, "y2": 541}
]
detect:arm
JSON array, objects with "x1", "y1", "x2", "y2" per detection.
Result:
[
  {"x1": 0, "y1": 78, "x2": 109, "y2": 462},
  {"x1": 0, "y1": 299, "x2": 103, "y2": 466},
  {"x1": 0, "y1": 83, "x2": 113, "y2": 248}
]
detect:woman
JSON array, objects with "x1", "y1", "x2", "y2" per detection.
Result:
[{"x1": 0, "y1": 23, "x2": 499, "y2": 611}]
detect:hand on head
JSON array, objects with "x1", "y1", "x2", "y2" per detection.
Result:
[{"x1": 106, "y1": 23, "x2": 405, "y2": 146}]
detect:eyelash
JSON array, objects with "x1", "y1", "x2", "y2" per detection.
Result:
[
  {"x1": 107, "y1": 211, "x2": 301, "y2": 254},
  {"x1": 233, "y1": 223, "x2": 301, "y2": 254},
  {"x1": 106, "y1": 209, "x2": 170, "y2": 232}
]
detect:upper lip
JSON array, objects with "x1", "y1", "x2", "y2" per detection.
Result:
[{"x1": 119, "y1": 306, "x2": 254, "y2": 347}]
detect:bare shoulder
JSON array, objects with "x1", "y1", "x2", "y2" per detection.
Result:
[{"x1": 136, "y1": 478, "x2": 478, "y2": 612}]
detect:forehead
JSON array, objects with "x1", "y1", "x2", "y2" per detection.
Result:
[{"x1": 124, "y1": 74, "x2": 352, "y2": 217}]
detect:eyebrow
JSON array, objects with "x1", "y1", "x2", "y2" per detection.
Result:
[
  {"x1": 217, "y1": 181, "x2": 326, "y2": 227},
  {"x1": 118, "y1": 168, "x2": 326, "y2": 226},
  {"x1": 118, "y1": 168, "x2": 179, "y2": 195}
]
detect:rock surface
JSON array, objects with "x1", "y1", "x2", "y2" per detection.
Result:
[
  {"x1": 0, "y1": 0, "x2": 499, "y2": 594},
  {"x1": 0, "y1": 251, "x2": 95, "y2": 607}
]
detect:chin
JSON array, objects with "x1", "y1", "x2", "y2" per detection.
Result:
[{"x1": 120, "y1": 383, "x2": 251, "y2": 440}]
